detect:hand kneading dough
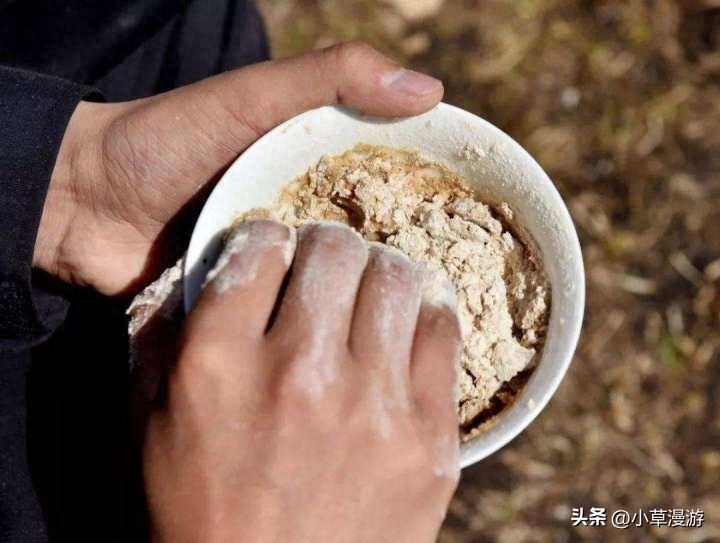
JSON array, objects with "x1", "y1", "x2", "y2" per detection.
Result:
[{"x1": 128, "y1": 145, "x2": 550, "y2": 439}]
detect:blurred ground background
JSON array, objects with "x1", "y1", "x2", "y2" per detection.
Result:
[{"x1": 256, "y1": 1, "x2": 720, "y2": 541}]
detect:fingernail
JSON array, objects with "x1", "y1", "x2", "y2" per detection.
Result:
[{"x1": 381, "y1": 68, "x2": 443, "y2": 97}]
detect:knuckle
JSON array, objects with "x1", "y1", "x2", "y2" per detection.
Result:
[
  {"x1": 301, "y1": 221, "x2": 355, "y2": 243},
  {"x1": 273, "y1": 375, "x2": 343, "y2": 433},
  {"x1": 404, "y1": 433, "x2": 459, "y2": 490},
  {"x1": 246, "y1": 219, "x2": 293, "y2": 242},
  {"x1": 368, "y1": 245, "x2": 418, "y2": 293},
  {"x1": 237, "y1": 220, "x2": 296, "y2": 256},
  {"x1": 178, "y1": 318, "x2": 261, "y2": 374},
  {"x1": 176, "y1": 339, "x2": 230, "y2": 378},
  {"x1": 267, "y1": 342, "x2": 351, "y2": 433},
  {"x1": 298, "y1": 222, "x2": 366, "y2": 262},
  {"x1": 205, "y1": 82, "x2": 267, "y2": 142},
  {"x1": 217, "y1": 221, "x2": 296, "y2": 275},
  {"x1": 164, "y1": 347, "x2": 220, "y2": 406},
  {"x1": 327, "y1": 41, "x2": 376, "y2": 68}
]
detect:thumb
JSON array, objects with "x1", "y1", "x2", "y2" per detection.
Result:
[
  {"x1": 150, "y1": 42, "x2": 444, "y2": 145},
  {"x1": 219, "y1": 41, "x2": 444, "y2": 121}
]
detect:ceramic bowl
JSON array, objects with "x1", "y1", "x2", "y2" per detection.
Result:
[{"x1": 184, "y1": 103, "x2": 585, "y2": 468}]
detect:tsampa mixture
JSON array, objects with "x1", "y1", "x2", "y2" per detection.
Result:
[{"x1": 241, "y1": 144, "x2": 550, "y2": 439}]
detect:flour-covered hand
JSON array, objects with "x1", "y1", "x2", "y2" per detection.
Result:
[{"x1": 143, "y1": 220, "x2": 461, "y2": 543}]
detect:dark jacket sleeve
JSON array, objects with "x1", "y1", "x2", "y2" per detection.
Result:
[
  {"x1": 0, "y1": 65, "x2": 97, "y2": 543},
  {"x1": 0, "y1": 65, "x2": 96, "y2": 351}
]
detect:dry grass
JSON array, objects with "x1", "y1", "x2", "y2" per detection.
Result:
[{"x1": 257, "y1": 1, "x2": 720, "y2": 540}]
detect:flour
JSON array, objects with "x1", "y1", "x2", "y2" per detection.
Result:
[
  {"x1": 203, "y1": 221, "x2": 296, "y2": 293},
  {"x1": 458, "y1": 142, "x2": 487, "y2": 161},
  {"x1": 126, "y1": 258, "x2": 184, "y2": 379},
  {"x1": 127, "y1": 259, "x2": 184, "y2": 339},
  {"x1": 264, "y1": 144, "x2": 550, "y2": 432}
]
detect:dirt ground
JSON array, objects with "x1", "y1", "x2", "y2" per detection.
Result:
[{"x1": 256, "y1": 1, "x2": 720, "y2": 541}]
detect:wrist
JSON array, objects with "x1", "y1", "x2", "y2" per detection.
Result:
[{"x1": 33, "y1": 100, "x2": 110, "y2": 286}]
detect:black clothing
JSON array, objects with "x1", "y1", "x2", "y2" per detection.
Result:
[{"x1": 0, "y1": 2, "x2": 269, "y2": 540}]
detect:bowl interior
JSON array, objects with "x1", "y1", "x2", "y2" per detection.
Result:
[{"x1": 184, "y1": 103, "x2": 585, "y2": 467}]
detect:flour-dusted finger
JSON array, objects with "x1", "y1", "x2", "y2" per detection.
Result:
[
  {"x1": 267, "y1": 222, "x2": 367, "y2": 397},
  {"x1": 188, "y1": 220, "x2": 296, "y2": 342},
  {"x1": 410, "y1": 266, "x2": 462, "y2": 480},
  {"x1": 349, "y1": 243, "x2": 422, "y2": 423},
  {"x1": 410, "y1": 266, "x2": 461, "y2": 415}
]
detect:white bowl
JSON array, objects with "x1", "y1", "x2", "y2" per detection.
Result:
[{"x1": 184, "y1": 103, "x2": 585, "y2": 468}]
